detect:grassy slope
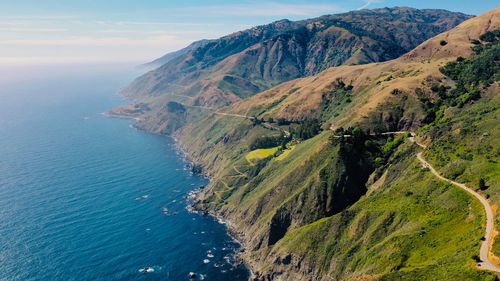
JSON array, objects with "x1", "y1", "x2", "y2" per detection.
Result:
[
  {"x1": 180, "y1": 113, "x2": 497, "y2": 280},
  {"x1": 246, "y1": 147, "x2": 279, "y2": 163},
  {"x1": 423, "y1": 94, "x2": 499, "y2": 199},
  {"x1": 268, "y1": 143, "x2": 496, "y2": 280},
  {"x1": 423, "y1": 92, "x2": 500, "y2": 256},
  {"x1": 228, "y1": 9, "x2": 499, "y2": 132},
  {"x1": 122, "y1": 8, "x2": 470, "y2": 108},
  {"x1": 169, "y1": 11, "x2": 500, "y2": 280}
]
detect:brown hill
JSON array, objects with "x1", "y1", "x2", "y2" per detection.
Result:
[
  {"x1": 173, "y1": 9, "x2": 500, "y2": 280},
  {"x1": 121, "y1": 7, "x2": 470, "y2": 108},
  {"x1": 226, "y1": 8, "x2": 499, "y2": 132}
]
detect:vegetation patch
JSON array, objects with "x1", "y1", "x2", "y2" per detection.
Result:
[
  {"x1": 275, "y1": 145, "x2": 296, "y2": 161},
  {"x1": 290, "y1": 118, "x2": 322, "y2": 140},
  {"x1": 249, "y1": 132, "x2": 289, "y2": 150},
  {"x1": 246, "y1": 147, "x2": 279, "y2": 162},
  {"x1": 420, "y1": 30, "x2": 500, "y2": 259},
  {"x1": 274, "y1": 145, "x2": 493, "y2": 280},
  {"x1": 320, "y1": 78, "x2": 353, "y2": 121},
  {"x1": 420, "y1": 30, "x2": 499, "y2": 124}
]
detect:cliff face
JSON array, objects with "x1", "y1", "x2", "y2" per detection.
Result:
[{"x1": 121, "y1": 7, "x2": 470, "y2": 108}]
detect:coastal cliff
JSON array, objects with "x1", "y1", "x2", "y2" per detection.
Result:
[{"x1": 114, "y1": 8, "x2": 500, "y2": 281}]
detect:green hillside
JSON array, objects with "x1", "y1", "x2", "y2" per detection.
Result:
[{"x1": 115, "y1": 8, "x2": 500, "y2": 281}]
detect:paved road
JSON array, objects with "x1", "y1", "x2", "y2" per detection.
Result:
[
  {"x1": 180, "y1": 106, "x2": 500, "y2": 272},
  {"x1": 186, "y1": 104, "x2": 293, "y2": 135},
  {"x1": 181, "y1": 103, "x2": 254, "y2": 119},
  {"x1": 416, "y1": 152, "x2": 500, "y2": 273}
]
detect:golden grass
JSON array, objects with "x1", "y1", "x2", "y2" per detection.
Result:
[
  {"x1": 225, "y1": 9, "x2": 500, "y2": 126},
  {"x1": 246, "y1": 147, "x2": 279, "y2": 162},
  {"x1": 275, "y1": 145, "x2": 296, "y2": 161}
]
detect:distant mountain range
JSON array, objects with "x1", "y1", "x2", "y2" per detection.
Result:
[{"x1": 122, "y1": 7, "x2": 470, "y2": 107}]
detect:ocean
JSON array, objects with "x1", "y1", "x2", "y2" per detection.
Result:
[{"x1": 0, "y1": 64, "x2": 249, "y2": 281}]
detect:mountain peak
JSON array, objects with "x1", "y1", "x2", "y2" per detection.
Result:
[{"x1": 122, "y1": 7, "x2": 471, "y2": 109}]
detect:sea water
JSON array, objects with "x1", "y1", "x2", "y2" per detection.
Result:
[{"x1": 0, "y1": 64, "x2": 249, "y2": 281}]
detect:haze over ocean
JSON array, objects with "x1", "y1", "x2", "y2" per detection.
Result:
[{"x1": 0, "y1": 64, "x2": 249, "y2": 281}]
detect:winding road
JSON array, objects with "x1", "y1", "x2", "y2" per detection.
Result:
[
  {"x1": 416, "y1": 151, "x2": 500, "y2": 273},
  {"x1": 182, "y1": 102, "x2": 500, "y2": 272},
  {"x1": 332, "y1": 130, "x2": 500, "y2": 273}
]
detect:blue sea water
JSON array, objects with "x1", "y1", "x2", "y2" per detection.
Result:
[{"x1": 0, "y1": 64, "x2": 249, "y2": 281}]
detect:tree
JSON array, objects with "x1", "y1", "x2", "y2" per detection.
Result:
[
  {"x1": 295, "y1": 119, "x2": 321, "y2": 140},
  {"x1": 479, "y1": 178, "x2": 487, "y2": 190},
  {"x1": 277, "y1": 118, "x2": 290, "y2": 125}
]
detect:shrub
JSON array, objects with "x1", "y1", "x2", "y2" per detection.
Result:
[
  {"x1": 470, "y1": 39, "x2": 481, "y2": 45},
  {"x1": 166, "y1": 101, "x2": 186, "y2": 113},
  {"x1": 276, "y1": 118, "x2": 291, "y2": 125},
  {"x1": 472, "y1": 255, "x2": 481, "y2": 262},
  {"x1": 479, "y1": 30, "x2": 500, "y2": 43},
  {"x1": 249, "y1": 133, "x2": 288, "y2": 150},
  {"x1": 293, "y1": 119, "x2": 321, "y2": 140}
]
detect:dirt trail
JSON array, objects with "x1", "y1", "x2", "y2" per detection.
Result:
[
  {"x1": 415, "y1": 151, "x2": 500, "y2": 273},
  {"x1": 335, "y1": 130, "x2": 500, "y2": 273},
  {"x1": 233, "y1": 165, "x2": 247, "y2": 177}
]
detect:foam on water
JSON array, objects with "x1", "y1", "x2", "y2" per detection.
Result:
[{"x1": 0, "y1": 64, "x2": 249, "y2": 281}]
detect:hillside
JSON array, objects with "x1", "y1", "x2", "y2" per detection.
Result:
[
  {"x1": 142, "y1": 39, "x2": 212, "y2": 69},
  {"x1": 226, "y1": 8, "x2": 498, "y2": 131},
  {"x1": 120, "y1": 7, "x2": 470, "y2": 108},
  {"x1": 114, "y1": 7, "x2": 500, "y2": 281},
  {"x1": 168, "y1": 9, "x2": 500, "y2": 281}
]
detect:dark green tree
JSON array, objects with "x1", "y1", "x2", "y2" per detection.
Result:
[{"x1": 479, "y1": 178, "x2": 487, "y2": 190}]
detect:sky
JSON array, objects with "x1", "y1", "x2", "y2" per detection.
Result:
[{"x1": 0, "y1": 0, "x2": 497, "y2": 65}]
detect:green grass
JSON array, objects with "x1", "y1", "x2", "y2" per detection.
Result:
[
  {"x1": 275, "y1": 145, "x2": 296, "y2": 161},
  {"x1": 421, "y1": 95, "x2": 500, "y2": 256},
  {"x1": 246, "y1": 147, "x2": 279, "y2": 162},
  {"x1": 271, "y1": 144, "x2": 495, "y2": 280},
  {"x1": 181, "y1": 114, "x2": 497, "y2": 279},
  {"x1": 175, "y1": 74, "x2": 500, "y2": 280}
]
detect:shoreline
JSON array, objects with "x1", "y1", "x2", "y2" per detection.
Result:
[
  {"x1": 171, "y1": 134, "x2": 257, "y2": 280},
  {"x1": 106, "y1": 110, "x2": 255, "y2": 280},
  {"x1": 101, "y1": 111, "x2": 142, "y2": 122}
]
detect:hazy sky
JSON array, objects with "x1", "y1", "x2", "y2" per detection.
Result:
[{"x1": 0, "y1": 0, "x2": 497, "y2": 65}]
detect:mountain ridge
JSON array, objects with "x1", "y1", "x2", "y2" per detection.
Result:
[
  {"x1": 120, "y1": 7, "x2": 470, "y2": 108},
  {"x1": 172, "y1": 9, "x2": 499, "y2": 280},
  {"x1": 113, "y1": 7, "x2": 500, "y2": 281}
]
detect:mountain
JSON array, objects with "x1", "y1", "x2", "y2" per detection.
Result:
[
  {"x1": 141, "y1": 39, "x2": 212, "y2": 69},
  {"x1": 115, "y1": 7, "x2": 500, "y2": 280},
  {"x1": 171, "y1": 9, "x2": 499, "y2": 280},
  {"x1": 121, "y1": 7, "x2": 470, "y2": 108}
]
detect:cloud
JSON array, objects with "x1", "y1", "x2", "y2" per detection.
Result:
[
  {"x1": 174, "y1": 2, "x2": 343, "y2": 17},
  {"x1": 357, "y1": 0, "x2": 385, "y2": 10},
  {"x1": 0, "y1": 56, "x2": 142, "y2": 65},
  {"x1": 0, "y1": 34, "x2": 188, "y2": 47},
  {"x1": 0, "y1": 15, "x2": 77, "y2": 21},
  {"x1": 0, "y1": 2, "x2": 348, "y2": 65},
  {"x1": 0, "y1": 27, "x2": 67, "y2": 32},
  {"x1": 94, "y1": 20, "x2": 222, "y2": 27}
]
